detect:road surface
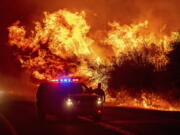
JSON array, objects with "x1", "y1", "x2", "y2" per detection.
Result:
[{"x1": 0, "y1": 95, "x2": 180, "y2": 135}]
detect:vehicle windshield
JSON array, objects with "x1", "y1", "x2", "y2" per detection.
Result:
[
  {"x1": 40, "y1": 82, "x2": 88, "y2": 95},
  {"x1": 59, "y1": 83, "x2": 88, "y2": 94}
]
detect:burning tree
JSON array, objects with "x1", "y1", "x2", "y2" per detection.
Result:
[{"x1": 7, "y1": 9, "x2": 180, "y2": 111}]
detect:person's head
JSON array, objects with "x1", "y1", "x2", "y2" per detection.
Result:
[{"x1": 98, "y1": 83, "x2": 101, "y2": 89}]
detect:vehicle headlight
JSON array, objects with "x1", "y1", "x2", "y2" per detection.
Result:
[
  {"x1": 66, "y1": 98, "x2": 74, "y2": 107},
  {"x1": 97, "y1": 98, "x2": 102, "y2": 105}
]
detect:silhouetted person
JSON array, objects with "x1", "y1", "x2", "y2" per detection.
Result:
[{"x1": 94, "y1": 83, "x2": 105, "y2": 102}]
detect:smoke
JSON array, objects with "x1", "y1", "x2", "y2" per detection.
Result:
[
  {"x1": 1, "y1": 0, "x2": 180, "y2": 99},
  {"x1": 43, "y1": 0, "x2": 180, "y2": 34},
  {"x1": 0, "y1": 72, "x2": 36, "y2": 100},
  {"x1": 3, "y1": 0, "x2": 180, "y2": 31},
  {"x1": 134, "y1": 0, "x2": 180, "y2": 33}
]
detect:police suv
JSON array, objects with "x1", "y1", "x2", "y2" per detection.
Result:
[{"x1": 36, "y1": 77, "x2": 103, "y2": 121}]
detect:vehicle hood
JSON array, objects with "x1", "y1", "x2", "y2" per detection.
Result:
[{"x1": 70, "y1": 93, "x2": 98, "y2": 101}]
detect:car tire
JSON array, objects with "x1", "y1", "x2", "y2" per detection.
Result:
[
  {"x1": 36, "y1": 102, "x2": 46, "y2": 121},
  {"x1": 37, "y1": 108, "x2": 46, "y2": 121},
  {"x1": 39, "y1": 112, "x2": 46, "y2": 121}
]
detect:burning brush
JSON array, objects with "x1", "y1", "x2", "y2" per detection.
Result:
[{"x1": 7, "y1": 9, "x2": 180, "y2": 111}]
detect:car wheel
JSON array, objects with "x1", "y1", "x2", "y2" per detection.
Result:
[
  {"x1": 37, "y1": 108, "x2": 46, "y2": 121},
  {"x1": 36, "y1": 102, "x2": 46, "y2": 121},
  {"x1": 39, "y1": 113, "x2": 46, "y2": 121}
]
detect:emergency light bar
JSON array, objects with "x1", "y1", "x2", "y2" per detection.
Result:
[
  {"x1": 51, "y1": 77, "x2": 79, "y2": 83},
  {"x1": 60, "y1": 78, "x2": 71, "y2": 82}
]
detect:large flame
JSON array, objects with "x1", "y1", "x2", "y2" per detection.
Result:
[
  {"x1": 8, "y1": 9, "x2": 179, "y2": 111},
  {"x1": 106, "y1": 91, "x2": 180, "y2": 111},
  {"x1": 8, "y1": 10, "x2": 102, "y2": 82},
  {"x1": 105, "y1": 21, "x2": 177, "y2": 69}
]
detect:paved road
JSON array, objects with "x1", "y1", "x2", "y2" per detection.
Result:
[
  {"x1": 0, "y1": 95, "x2": 180, "y2": 135},
  {"x1": 103, "y1": 107, "x2": 180, "y2": 135}
]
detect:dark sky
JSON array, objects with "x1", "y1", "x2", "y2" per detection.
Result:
[{"x1": 0, "y1": 0, "x2": 180, "y2": 94}]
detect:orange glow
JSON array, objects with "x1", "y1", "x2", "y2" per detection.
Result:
[
  {"x1": 50, "y1": 79, "x2": 59, "y2": 82},
  {"x1": 8, "y1": 9, "x2": 177, "y2": 81},
  {"x1": 106, "y1": 91, "x2": 180, "y2": 112},
  {"x1": 7, "y1": 9, "x2": 180, "y2": 111},
  {"x1": 105, "y1": 20, "x2": 177, "y2": 69}
]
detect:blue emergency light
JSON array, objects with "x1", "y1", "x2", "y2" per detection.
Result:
[
  {"x1": 51, "y1": 77, "x2": 79, "y2": 83},
  {"x1": 60, "y1": 78, "x2": 72, "y2": 83},
  {"x1": 60, "y1": 77, "x2": 79, "y2": 83}
]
